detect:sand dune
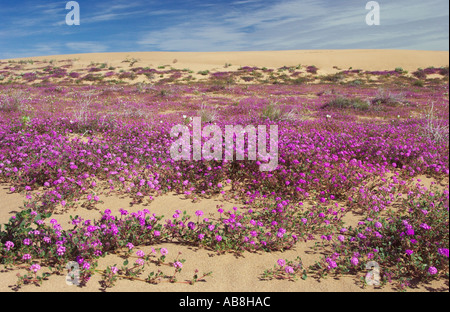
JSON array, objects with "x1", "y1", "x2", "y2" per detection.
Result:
[{"x1": 4, "y1": 50, "x2": 449, "y2": 74}]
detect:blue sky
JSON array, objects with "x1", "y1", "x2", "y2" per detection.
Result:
[{"x1": 0, "y1": 0, "x2": 448, "y2": 59}]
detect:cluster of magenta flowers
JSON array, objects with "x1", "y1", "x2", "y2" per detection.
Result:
[
  {"x1": 99, "y1": 247, "x2": 211, "y2": 288},
  {"x1": 0, "y1": 83, "x2": 448, "y2": 215},
  {"x1": 264, "y1": 184, "x2": 449, "y2": 290},
  {"x1": 1, "y1": 69, "x2": 448, "y2": 290},
  {"x1": 2, "y1": 57, "x2": 448, "y2": 86},
  {"x1": 261, "y1": 256, "x2": 307, "y2": 281},
  {"x1": 0, "y1": 207, "x2": 214, "y2": 288},
  {"x1": 163, "y1": 199, "x2": 345, "y2": 253}
]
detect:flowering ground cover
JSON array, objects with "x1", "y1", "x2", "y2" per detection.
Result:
[{"x1": 0, "y1": 60, "x2": 448, "y2": 292}]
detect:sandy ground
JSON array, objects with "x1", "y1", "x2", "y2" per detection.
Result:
[
  {"x1": 3, "y1": 49, "x2": 449, "y2": 76},
  {"x1": 0, "y1": 50, "x2": 449, "y2": 293},
  {"x1": 0, "y1": 183, "x2": 448, "y2": 293}
]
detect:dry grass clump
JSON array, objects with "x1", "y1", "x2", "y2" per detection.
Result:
[{"x1": 421, "y1": 102, "x2": 449, "y2": 145}]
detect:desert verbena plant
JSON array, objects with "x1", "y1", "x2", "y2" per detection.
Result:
[
  {"x1": 306, "y1": 65, "x2": 318, "y2": 74},
  {"x1": 439, "y1": 66, "x2": 449, "y2": 77},
  {"x1": 413, "y1": 69, "x2": 427, "y2": 79},
  {"x1": 198, "y1": 103, "x2": 217, "y2": 123},
  {"x1": 421, "y1": 102, "x2": 449, "y2": 146}
]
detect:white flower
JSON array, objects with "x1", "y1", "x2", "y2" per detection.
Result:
[{"x1": 183, "y1": 115, "x2": 187, "y2": 119}]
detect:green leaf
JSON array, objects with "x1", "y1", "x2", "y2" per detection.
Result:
[{"x1": 123, "y1": 259, "x2": 129, "y2": 266}]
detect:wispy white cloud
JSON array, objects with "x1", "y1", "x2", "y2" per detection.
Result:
[
  {"x1": 232, "y1": 0, "x2": 261, "y2": 5},
  {"x1": 0, "y1": 1, "x2": 67, "y2": 36},
  {"x1": 79, "y1": 0, "x2": 179, "y2": 24},
  {"x1": 137, "y1": 0, "x2": 449, "y2": 51},
  {"x1": 82, "y1": 12, "x2": 139, "y2": 24},
  {"x1": 81, "y1": 1, "x2": 144, "y2": 24},
  {"x1": 0, "y1": 0, "x2": 448, "y2": 59}
]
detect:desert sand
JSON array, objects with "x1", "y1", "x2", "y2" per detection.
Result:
[
  {"x1": 0, "y1": 50, "x2": 448, "y2": 293},
  {"x1": 0, "y1": 183, "x2": 448, "y2": 293},
  {"x1": 4, "y1": 49, "x2": 449, "y2": 75}
]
